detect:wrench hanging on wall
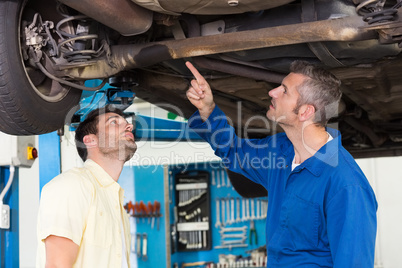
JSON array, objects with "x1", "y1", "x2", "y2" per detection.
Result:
[{"x1": 215, "y1": 199, "x2": 221, "y2": 228}]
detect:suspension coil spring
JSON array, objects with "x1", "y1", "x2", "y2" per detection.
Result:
[
  {"x1": 363, "y1": 8, "x2": 398, "y2": 24},
  {"x1": 356, "y1": 0, "x2": 400, "y2": 25},
  {"x1": 55, "y1": 14, "x2": 99, "y2": 62}
]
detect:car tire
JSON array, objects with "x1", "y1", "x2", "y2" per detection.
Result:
[{"x1": 0, "y1": 0, "x2": 82, "y2": 135}]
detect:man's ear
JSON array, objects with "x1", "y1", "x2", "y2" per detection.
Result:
[
  {"x1": 298, "y1": 104, "x2": 316, "y2": 122},
  {"x1": 83, "y1": 134, "x2": 97, "y2": 148}
]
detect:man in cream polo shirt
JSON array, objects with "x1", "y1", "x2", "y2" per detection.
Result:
[{"x1": 36, "y1": 105, "x2": 137, "y2": 268}]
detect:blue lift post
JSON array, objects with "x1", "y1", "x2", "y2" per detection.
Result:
[
  {"x1": 38, "y1": 132, "x2": 61, "y2": 192},
  {"x1": 0, "y1": 167, "x2": 19, "y2": 268},
  {"x1": 75, "y1": 84, "x2": 202, "y2": 141},
  {"x1": 134, "y1": 114, "x2": 202, "y2": 141}
]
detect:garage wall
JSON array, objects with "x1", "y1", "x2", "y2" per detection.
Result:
[{"x1": 356, "y1": 157, "x2": 402, "y2": 268}]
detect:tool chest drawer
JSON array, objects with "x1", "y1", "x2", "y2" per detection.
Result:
[{"x1": 175, "y1": 170, "x2": 212, "y2": 251}]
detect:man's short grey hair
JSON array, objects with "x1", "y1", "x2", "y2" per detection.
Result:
[{"x1": 290, "y1": 60, "x2": 342, "y2": 127}]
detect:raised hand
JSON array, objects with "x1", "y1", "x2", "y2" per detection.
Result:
[{"x1": 185, "y1": 61, "x2": 215, "y2": 120}]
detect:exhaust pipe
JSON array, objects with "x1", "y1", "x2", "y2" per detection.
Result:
[
  {"x1": 192, "y1": 57, "x2": 286, "y2": 84},
  {"x1": 61, "y1": 15, "x2": 377, "y2": 79}
]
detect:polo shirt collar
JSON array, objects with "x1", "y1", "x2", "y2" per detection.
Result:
[
  {"x1": 84, "y1": 159, "x2": 117, "y2": 187},
  {"x1": 281, "y1": 127, "x2": 342, "y2": 176}
]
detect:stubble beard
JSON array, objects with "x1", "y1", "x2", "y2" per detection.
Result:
[
  {"x1": 266, "y1": 109, "x2": 275, "y2": 122},
  {"x1": 121, "y1": 139, "x2": 137, "y2": 162},
  {"x1": 266, "y1": 104, "x2": 299, "y2": 128},
  {"x1": 99, "y1": 139, "x2": 137, "y2": 162}
]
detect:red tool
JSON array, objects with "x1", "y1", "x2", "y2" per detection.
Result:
[
  {"x1": 140, "y1": 201, "x2": 148, "y2": 223},
  {"x1": 134, "y1": 202, "x2": 140, "y2": 222},
  {"x1": 124, "y1": 201, "x2": 130, "y2": 214},
  {"x1": 127, "y1": 201, "x2": 134, "y2": 216},
  {"x1": 154, "y1": 201, "x2": 161, "y2": 230},
  {"x1": 147, "y1": 201, "x2": 153, "y2": 224}
]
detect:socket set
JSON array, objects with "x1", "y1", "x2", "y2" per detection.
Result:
[{"x1": 175, "y1": 170, "x2": 212, "y2": 251}]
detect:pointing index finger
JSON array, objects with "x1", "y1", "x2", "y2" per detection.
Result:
[{"x1": 186, "y1": 61, "x2": 205, "y2": 84}]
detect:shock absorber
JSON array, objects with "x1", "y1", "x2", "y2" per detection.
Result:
[{"x1": 55, "y1": 14, "x2": 100, "y2": 62}]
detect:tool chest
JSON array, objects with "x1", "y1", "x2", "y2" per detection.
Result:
[{"x1": 129, "y1": 162, "x2": 267, "y2": 268}]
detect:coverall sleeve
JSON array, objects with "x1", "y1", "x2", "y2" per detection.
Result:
[
  {"x1": 325, "y1": 184, "x2": 377, "y2": 267},
  {"x1": 189, "y1": 106, "x2": 274, "y2": 187}
]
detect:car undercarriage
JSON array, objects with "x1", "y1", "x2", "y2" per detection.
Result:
[{"x1": 1, "y1": 0, "x2": 402, "y2": 159}]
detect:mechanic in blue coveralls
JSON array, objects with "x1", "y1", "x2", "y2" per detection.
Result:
[{"x1": 185, "y1": 60, "x2": 377, "y2": 267}]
